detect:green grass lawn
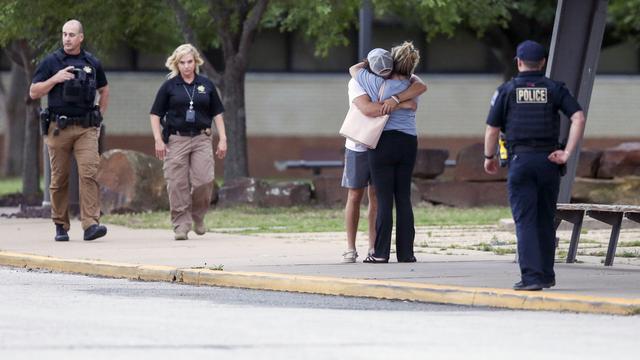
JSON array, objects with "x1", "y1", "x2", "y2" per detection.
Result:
[
  {"x1": 103, "y1": 205, "x2": 512, "y2": 233},
  {"x1": 0, "y1": 177, "x2": 22, "y2": 196}
]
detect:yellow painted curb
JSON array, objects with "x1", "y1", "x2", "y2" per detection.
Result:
[
  {"x1": 0, "y1": 251, "x2": 176, "y2": 282},
  {"x1": 180, "y1": 269, "x2": 640, "y2": 315},
  {"x1": 1, "y1": 251, "x2": 639, "y2": 315}
]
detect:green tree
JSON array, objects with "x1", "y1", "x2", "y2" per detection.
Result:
[
  {"x1": 0, "y1": 0, "x2": 176, "y2": 200},
  {"x1": 165, "y1": 0, "x2": 364, "y2": 180},
  {"x1": 159, "y1": 0, "x2": 508, "y2": 180}
]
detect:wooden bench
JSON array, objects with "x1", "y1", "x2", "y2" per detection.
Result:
[{"x1": 555, "y1": 203, "x2": 640, "y2": 266}]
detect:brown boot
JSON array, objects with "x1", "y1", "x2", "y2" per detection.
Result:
[
  {"x1": 194, "y1": 221, "x2": 207, "y2": 235},
  {"x1": 174, "y1": 226, "x2": 189, "y2": 241}
]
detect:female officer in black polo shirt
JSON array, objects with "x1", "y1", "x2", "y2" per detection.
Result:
[{"x1": 150, "y1": 44, "x2": 227, "y2": 240}]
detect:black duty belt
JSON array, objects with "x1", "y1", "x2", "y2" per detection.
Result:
[
  {"x1": 170, "y1": 128, "x2": 211, "y2": 137},
  {"x1": 52, "y1": 114, "x2": 90, "y2": 124},
  {"x1": 511, "y1": 144, "x2": 558, "y2": 153}
]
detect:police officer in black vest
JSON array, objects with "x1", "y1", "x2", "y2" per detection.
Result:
[
  {"x1": 483, "y1": 40, "x2": 586, "y2": 291},
  {"x1": 30, "y1": 19, "x2": 109, "y2": 242}
]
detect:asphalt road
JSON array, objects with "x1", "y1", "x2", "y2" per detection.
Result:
[{"x1": 0, "y1": 267, "x2": 638, "y2": 360}]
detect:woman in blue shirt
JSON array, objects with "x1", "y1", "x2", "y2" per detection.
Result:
[{"x1": 351, "y1": 42, "x2": 424, "y2": 263}]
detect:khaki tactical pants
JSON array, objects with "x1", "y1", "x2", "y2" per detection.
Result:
[
  {"x1": 163, "y1": 134, "x2": 215, "y2": 231},
  {"x1": 45, "y1": 125, "x2": 101, "y2": 231}
]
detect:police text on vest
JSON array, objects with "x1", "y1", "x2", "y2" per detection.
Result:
[{"x1": 516, "y1": 88, "x2": 547, "y2": 103}]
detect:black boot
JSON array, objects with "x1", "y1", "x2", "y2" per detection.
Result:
[
  {"x1": 84, "y1": 224, "x2": 107, "y2": 241},
  {"x1": 55, "y1": 224, "x2": 69, "y2": 242}
]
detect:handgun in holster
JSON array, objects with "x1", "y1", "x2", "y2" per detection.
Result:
[
  {"x1": 161, "y1": 117, "x2": 170, "y2": 144},
  {"x1": 498, "y1": 133, "x2": 508, "y2": 167},
  {"x1": 39, "y1": 108, "x2": 51, "y2": 136},
  {"x1": 90, "y1": 105, "x2": 103, "y2": 127}
]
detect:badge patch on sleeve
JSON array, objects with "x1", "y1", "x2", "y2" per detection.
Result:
[{"x1": 516, "y1": 87, "x2": 547, "y2": 103}]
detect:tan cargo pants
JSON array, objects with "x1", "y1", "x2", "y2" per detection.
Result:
[
  {"x1": 45, "y1": 125, "x2": 101, "y2": 231},
  {"x1": 163, "y1": 134, "x2": 215, "y2": 231}
]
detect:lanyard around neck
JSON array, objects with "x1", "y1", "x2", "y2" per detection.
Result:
[{"x1": 182, "y1": 83, "x2": 196, "y2": 110}]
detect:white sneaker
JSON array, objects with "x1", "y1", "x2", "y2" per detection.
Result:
[{"x1": 342, "y1": 249, "x2": 358, "y2": 263}]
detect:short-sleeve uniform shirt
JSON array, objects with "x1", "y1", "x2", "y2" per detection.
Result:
[
  {"x1": 32, "y1": 49, "x2": 107, "y2": 116},
  {"x1": 486, "y1": 71, "x2": 582, "y2": 129},
  {"x1": 150, "y1": 74, "x2": 224, "y2": 132}
]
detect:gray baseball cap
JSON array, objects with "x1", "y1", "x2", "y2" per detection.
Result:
[{"x1": 367, "y1": 48, "x2": 393, "y2": 76}]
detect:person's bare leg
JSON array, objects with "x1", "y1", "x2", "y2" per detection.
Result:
[
  {"x1": 367, "y1": 185, "x2": 378, "y2": 255},
  {"x1": 345, "y1": 188, "x2": 365, "y2": 251}
]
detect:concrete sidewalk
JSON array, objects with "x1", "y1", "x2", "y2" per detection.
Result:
[{"x1": 1, "y1": 217, "x2": 639, "y2": 315}]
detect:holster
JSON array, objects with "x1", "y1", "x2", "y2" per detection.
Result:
[
  {"x1": 161, "y1": 118, "x2": 170, "y2": 144},
  {"x1": 39, "y1": 108, "x2": 51, "y2": 136},
  {"x1": 89, "y1": 106, "x2": 103, "y2": 127}
]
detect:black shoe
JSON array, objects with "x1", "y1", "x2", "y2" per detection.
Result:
[
  {"x1": 363, "y1": 255, "x2": 389, "y2": 263},
  {"x1": 54, "y1": 224, "x2": 69, "y2": 242},
  {"x1": 83, "y1": 224, "x2": 107, "y2": 241},
  {"x1": 398, "y1": 255, "x2": 417, "y2": 263},
  {"x1": 513, "y1": 281, "x2": 543, "y2": 291},
  {"x1": 542, "y1": 279, "x2": 556, "y2": 288}
]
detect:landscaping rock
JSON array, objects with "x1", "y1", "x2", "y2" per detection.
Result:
[
  {"x1": 97, "y1": 149, "x2": 168, "y2": 214},
  {"x1": 413, "y1": 148, "x2": 449, "y2": 179},
  {"x1": 262, "y1": 181, "x2": 312, "y2": 207},
  {"x1": 218, "y1": 177, "x2": 268, "y2": 207},
  {"x1": 415, "y1": 179, "x2": 508, "y2": 207},
  {"x1": 205, "y1": 178, "x2": 313, "y2": 207},
  {"x1": 576, "y1": 149, "x2": 602, "y2": 178},
  {"x1": 571, "y1": 176, "x2": 640, "y2": 205},
  {"x1": 597, "y1": 142, "x2": 640, "y2": 179},
  {"x1": 313, "y1": 175, "x2": 347, "y2": 207},
  {"x1": 454, "y1": 143, "x2": 508, "y2": 182}
]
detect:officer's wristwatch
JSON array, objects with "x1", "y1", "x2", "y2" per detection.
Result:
[{"x1": 484, "y1": 154, "x2": 495, "y2": 159}]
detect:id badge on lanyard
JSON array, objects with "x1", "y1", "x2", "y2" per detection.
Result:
[
  {"x1": 186, "y1": 109, "x2": 196, "y2": 123},
  {"x1": 183, "y1": 84, "x2": 196, "y2": 123}
]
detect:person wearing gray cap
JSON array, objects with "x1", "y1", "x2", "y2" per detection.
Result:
[
  {"x1": 340, "y1": 48, "x2": 422, "y2": 263},
  {"x1": 349, "y1": 42, "x2": 426, "y2": 263},
  {"x1": 483, "y1": 40, "x2": 585, "y2": 290}
]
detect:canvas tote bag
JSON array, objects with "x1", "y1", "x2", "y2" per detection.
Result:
[{"x1": 339, "y1": 82, "x2": 388, "y2": 149}]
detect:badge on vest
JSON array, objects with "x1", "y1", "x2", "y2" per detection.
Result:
[{"x1": 516, "y1": 87, "x2": 547, "y2": 103}]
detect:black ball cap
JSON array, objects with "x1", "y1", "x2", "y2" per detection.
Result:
[{"x1": 515, "y1": 40, "x2": 546, "y2": 61}]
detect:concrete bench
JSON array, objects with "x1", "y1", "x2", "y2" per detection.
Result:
[{"x1": 555, "y1": 203, "x2": 640, "y2": 266}]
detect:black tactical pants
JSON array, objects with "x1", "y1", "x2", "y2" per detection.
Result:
[
  {"x1": 368, "y1": 130, "x2": 417, "y2": 261},
  {"x1": 508, "y1": 152, "x2": 561, "y2": 285}
]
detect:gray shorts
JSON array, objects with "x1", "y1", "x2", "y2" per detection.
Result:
[{"x1": 341, "y1": 149, "x2": 372, "y2": 189}]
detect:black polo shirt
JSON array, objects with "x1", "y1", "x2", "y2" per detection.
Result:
[
  {"x1": 32, "y1": 48, "x2": 107, "y2": 116},
  {"x1": 150, "y1": 74, "x2": 224, "y2": 131}
]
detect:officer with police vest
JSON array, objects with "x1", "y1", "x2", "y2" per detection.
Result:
[
  {"x1": 483, "y1": 40, "x2": 585, "y2": 291},
  {"x1": 30, "y1": 19, "x2": 109, "y2": 242}
]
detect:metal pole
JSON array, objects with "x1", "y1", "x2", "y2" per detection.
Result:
[
  {"x1": 547, "y1": 0, "x2": 608, "y2": 203},
  {"x1": 358, "y1": 0, "x2": 373, "y2": 60}
]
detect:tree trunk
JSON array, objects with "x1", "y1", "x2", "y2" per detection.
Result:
[
  {"x1": 12, "y1": 41, "x2": 41, "y2": 200},
  {"x1": 221, "y1": 65, "x2": 249, "y2": 181},
  {"x1": 3, "y1": 62, "x2": 27, "y2": 177},
  {"x1": 22, "y1": 94, "x2": 40, "y2": 201}
]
